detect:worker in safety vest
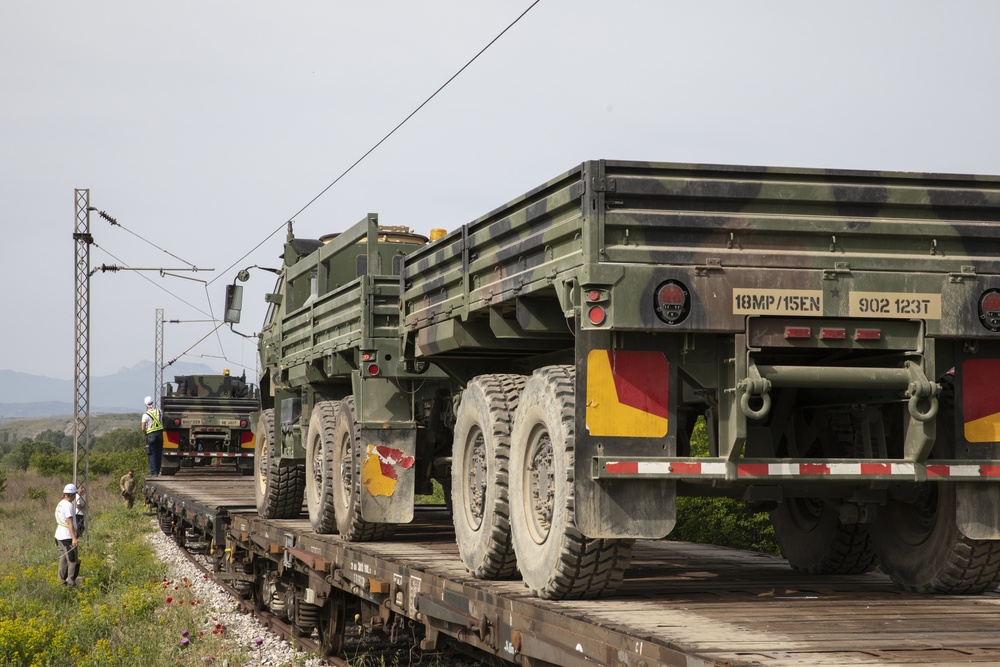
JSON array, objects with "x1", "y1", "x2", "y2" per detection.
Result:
[
  {"x1": 141, "y1": 396, "x2": 164, "y2": 476},
  {"x1": 55, "y1": 483, "x2": 79, "y2": 587}
]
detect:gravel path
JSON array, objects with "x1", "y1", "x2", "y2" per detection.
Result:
[{"x1": 147, "y1": 524, "x2": 322, "y2": 666}]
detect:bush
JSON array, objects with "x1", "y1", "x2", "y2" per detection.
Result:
[
  {"x1": 31, "y1": 451, "x2": 74, "y2": 478},
  {"x1": 0, "y1": 466, "x2": 6, "y2": 499},
  {"x1": 670, "y1": 417, "x2": 780, "y2": 555}
]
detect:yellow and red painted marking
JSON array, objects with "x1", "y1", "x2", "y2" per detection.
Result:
[
  {"x1": 585, "y1": 350, "x2": 669, "y2": 438},
  {"x1": 362, "y1": 444, "x2": 415, "y2": 497},
  {"x1": 963, "y1": 359, "x2": 1000, "y2": 443}
]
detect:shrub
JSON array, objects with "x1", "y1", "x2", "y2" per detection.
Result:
[{"x1": 670, "y1": 417, "x2": 780, "y2": 555}]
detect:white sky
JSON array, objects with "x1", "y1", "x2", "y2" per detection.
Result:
[{"x1": 2, "y1": 1, "x2": 999, "y2": 380}]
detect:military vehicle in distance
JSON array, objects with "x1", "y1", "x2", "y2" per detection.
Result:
[
  {"x1": 227, "y1": 160, "x2": 1000, "y2": 601},
  {"x1": 160, "y1": 371, "x2": 260, "y2": 476}
]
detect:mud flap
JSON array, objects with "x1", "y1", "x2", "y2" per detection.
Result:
[
  {"x1": 574, "y1": 332, "x2": 677, "y2": 539},
  {"x1": 954, "y1": 345, "x2": 1000, "y2": 539},
  {"x1": 957, "y1": 483, "x2": 1000, "y2": 539},
  {"x1": 359, "y1": 428, "x2": 416, "y2": 524}
]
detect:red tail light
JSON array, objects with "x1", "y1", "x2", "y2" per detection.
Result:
[
  {"x1": 367, "y1": 363, "x2": 381, "y2": 376},
  {"x1": 856, "y1": 328, "x2": 882, "y2": 341},
  {"x1": 784, "y1": 327, "x2": 811, "y2": 340},
  {"x1": 239, "y1": 419, "x2": 248, "y2": 429},
  {"x1": 654, "y1": 280, "x2": 690, "y2": 325},
  {"x1": 172, "y1": 418, "x2": 181, "y2": 427},
  {"x1": 587, "y1": 306, "x2": 607, "y2": 326}
]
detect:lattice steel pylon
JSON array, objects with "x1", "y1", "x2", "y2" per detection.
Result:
[
  {"x1": 154, "y1": 308, "x2": 164, "y2": 406},
  {"x1": 73, "y1": 190, "x2": 93, "y2": 484}
]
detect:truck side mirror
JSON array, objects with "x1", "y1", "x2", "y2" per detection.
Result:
[{"x1": 224, "y1": 284, "x2": 243, "y2": 324}]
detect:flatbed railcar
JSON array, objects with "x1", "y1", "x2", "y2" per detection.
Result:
[{"x1": 144, "y1": 474, "x2": 1000, "y2": 666}]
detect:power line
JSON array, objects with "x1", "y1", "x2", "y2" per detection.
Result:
[
  {"x1": 91, "y1": 207, "x2": 202, "y2": 269},
  {"x1": 208, "y1": 0, "x2": 541, "y2": 286},
  {"x1": 92, "y1": 245, "x2": 215, "y2": 319}
]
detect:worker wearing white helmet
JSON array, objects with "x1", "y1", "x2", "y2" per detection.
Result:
[
  {"x1": 55, "y1": 482, "x2": 79, "y2": 587},
  {"x1": 141, "y1": 395, "x2": 165, "y2": 476}
]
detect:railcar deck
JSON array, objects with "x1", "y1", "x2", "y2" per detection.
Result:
[{"x1": 144, "y1": 474, "x2": 1000, "y2": 666}]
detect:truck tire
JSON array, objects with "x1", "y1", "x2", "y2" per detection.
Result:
[
  {"x1": 255, "y1": 408, "x2": 305, "y2": 519},
  {"x1": 872, "y1": 483, "x2": 1000, "y2": 593},
  {"x1": 306, "y1": 400, "x2": 339, "y2": 534},
  {"x1": 770, "y1": 497, "x2": 875, "y2": 574},
  {"x1": 331, "y1": 396, "x2": 393, "y2": 541},
  {"x1": 508, "y1": 365, "x2": 633, "y2": 599},
  {"x1": 452, "y1": 374, "x2": 526, "y2": 580}
]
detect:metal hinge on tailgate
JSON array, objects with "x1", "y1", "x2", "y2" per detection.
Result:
[{"x1": 591, "y1": 176, "x2": 616, "y2": 193}]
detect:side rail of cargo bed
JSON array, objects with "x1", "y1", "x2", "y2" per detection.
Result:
[{"x1": 401, "y1": 165, "x2": 593, "y2": 360}]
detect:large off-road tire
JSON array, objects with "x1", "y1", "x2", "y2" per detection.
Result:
[
  {"x1": 872, "y1": 483, "x2": 1000, "y2": 593},
  {"x1": 508, "y1": 365, "x2": 633, "y2": 599},
  {"x1": 452, "y1": 374, "x2": 526, "y2": 580},
  {"x1": 771, "y1": 497, "x2": 875, "y2": 574},
  {"x1": 331, "y1": 396, "x2": 393, "y2": 541},
  {"x1": 255, "y1": 408, "x2": 305, "y2": 519},
  {"x1": 306, "y1": 400, "x2": 340, "y2": 533}
]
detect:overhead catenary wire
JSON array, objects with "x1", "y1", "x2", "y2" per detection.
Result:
[
  {"x1": 92, "y1": 245, "x2": 214, "y2": 319},
  {"x1": 207, "y1": 0, "x2": 542, "y2": 287},
  {"x1": 91, "y1": 207, "x2": 201, "y2": 270}
]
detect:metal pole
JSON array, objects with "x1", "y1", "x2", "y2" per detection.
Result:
[
  {"x1": 155, "y1": 308, "x2": 164, "y2": 406},
  {"x1": 73, "y1": 190, "x2": 92, "y2": 485}
]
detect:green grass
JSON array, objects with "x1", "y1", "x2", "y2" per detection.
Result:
[{"x1": 0, "y1": 470, "x2": 268, "y2": 666}]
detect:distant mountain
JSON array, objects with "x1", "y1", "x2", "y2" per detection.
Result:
[{"x1": 0, "y1": 360, "x2": 222, "y2": 418}]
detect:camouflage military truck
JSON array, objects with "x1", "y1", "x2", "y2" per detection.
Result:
[
  {"x1": 160, "y1": 372, "x2": 260, "y2": 476},
  {"x1": 225, "y1": 216, "x2": 452, "y2": 539},
  {"x1": 230, "y1": 160, "x2": 1000, "y2": 601}
]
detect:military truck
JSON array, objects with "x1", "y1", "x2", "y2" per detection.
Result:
[
  {"x1": 225, "y1": 218, "x2": 452, "y2": 537},
  {"x1": 228, "y1": 160, "x2": 1000, "y2": 600},
  {"x1": 160, "y1": 372, "x2": 260, "y2": 476}
]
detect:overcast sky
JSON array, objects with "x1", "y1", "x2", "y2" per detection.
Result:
[{"x1": 2, "y1": 1, "x2": 999, "y2": 383}]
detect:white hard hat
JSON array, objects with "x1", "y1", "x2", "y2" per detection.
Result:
[
  {"x1": 144, "y1": 396, "x2": 154, "y2": 406},
  {"x1": 63, "y1": 483, "x2": 78, "y2": 495}
]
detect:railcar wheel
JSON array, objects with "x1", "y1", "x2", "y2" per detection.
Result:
[
  {"x1": 771, "y1": 497, "x2": 875, "y2": 574},
  {"x1": 509, "y1": 365, "x2": 633, "y2": 599},
  {"x1": 452, "y1": 374, "x2": 525, "y2": 579},
  {"x1": 306, "y1": 400, "x2": 339, "y2": 533},
  {"x1": 158, "y1": 511, "x2": 172, "y2": 535},
  {"x1": 331, "y1": 396, "x2": 393, "y2": 541},
  {"x1": 318, "y1": 592, "x2": 347, "y2": 656},
  {"x1": 873, "y1": 483, "x2": 1000, "y2": 593},
  {"x1": 255, "y1": 408, "x2": 305, "y2": 519}
]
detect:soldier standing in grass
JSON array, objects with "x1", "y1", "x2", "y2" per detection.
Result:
[
  {"x1": 120, "y1": 469, "x2": 137, "y2": 508},
  {"x1": 55, "y1": 483, "x2": 79, "y2": 588},
  {"x1": 141, "y1": 396, "x2": 164, "y2": 476}
]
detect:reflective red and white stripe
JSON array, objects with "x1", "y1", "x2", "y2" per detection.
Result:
[
  {"x1": 600, "y1": 460, "x2": 1000, "y2": 480},
  {"x1": 163, "y1": 451, "x2": 253, "y2": 458}
]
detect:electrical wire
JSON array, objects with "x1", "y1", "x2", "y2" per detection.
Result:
[
  {"x1": 92, "y1": 245, "x2": 214, "y2": 319},
  {"x1": 92, "y1": 208, "x2": 201, "y2": 269},
  {"x1": 208, "y1": 0, "x2": 541, "y2": 286}
]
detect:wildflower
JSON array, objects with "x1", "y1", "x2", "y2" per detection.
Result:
[
  {"x1": 166, "y1": 597, "x2": 173, "y2": 604},
  {"x1": 182, "y1": 630, "x2": 189, "y2": 637},
  {"x1": 255, "y1": 638, "x2": 263, "y2": 646},
  {"x1": 181, "y1": 637, "x2": 189, "y2": 648}
]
